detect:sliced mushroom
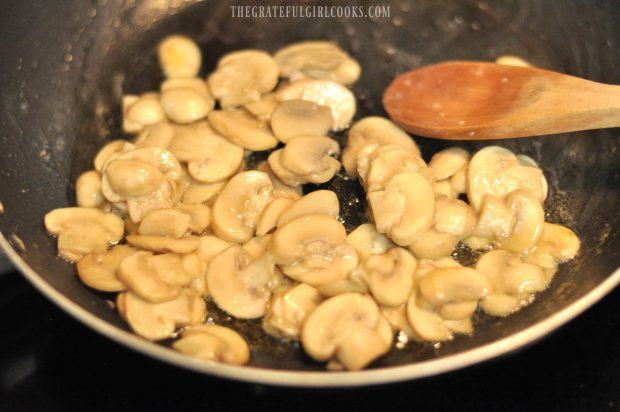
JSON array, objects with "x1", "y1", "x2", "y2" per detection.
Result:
[
  {"x1": 474, "y1": 194, "x2": 515, "y2": 240},
  {"x1": 122, "y1": 93, "x2": 167, "y2": 133},
  {"x1": 175, "y1": 203, "x2": 211, "y2": 234},
  {"x1": 138, "y1": 208, "x2": 191, "y2": 238},
  {"x1": 126, "y1": 234, "x2": 200, "y2": 254},
  {"x1": 157, "y1": 35, "x2": 202, "y2": 79},
  {"x1": 76, "y1": 170, "x2": 104, "y2": 208},
  {"x1": 263, "y1": 283, "x2": 322, "y2": 340},
  {"x1": 197, "y1": 235, "x2": 231, "y2": 267},
  {"x1": 418, "y1": 267, "x2": 491, "y2": 307},
  {"x1": 256, "y1": 160, "x2": 303, "y2": 200},
  {"x1": 367, "y1": 171, "x2": 435, "y2": 246},
  {"x1": 76, "y1": 244, "x2": 135, "y2": 292},
  {"x1": 525, "y1": 222, "x2": 580, "y2": 267},
  {"x1": 434, "y1": 195, "x2": 477, "y2": 238},
  {"x1": 450, "y1": 167, "x2": 467, "y2": 195},
  {"x1": 364, "y1": 145, "x2": 428, "y2": 193},
  {"x1": 241, "y1": 234, "x2": 272, "y2": 260},
  {"x1": 342, "y1": 117, "x2": 420, "y2": 178},
  {"x1": 314, "y1": 277, "x2": 369, "y2": 298},
  {"x1": 279, "y1": 136, "x2": 341, "y2": 184},
  {"x1": 44, "y1": 207, "x2": 125, "y2": 261},
  {"x1": 208, "y1": 110, "x2": 279, "y2": 151},
  {"x1": 256, "y1": 198, "x2": 294, "y2": 236},
  {"x1": 301, "y1": 293, "x2": 393, "y2": 371},
  {"x1": 274, "y1": 41, "x2": 360, "y2": 85},
  {"x1": 406, "y1": 292, "x2": 473, "y2": 342},
  {"x1": 207, "y1": 49, "x2": 279, "y2": 108},
  {"x1": 363, "y1": 247, "x2": 417, "y2": 307},
  {"x1": 184, "y1": 136, "x2": 244, "y2": 184},
  {"x1": 467, "y1": 146, "x2": 546, "y2": 210},
  {"x1": 408, "y1": 229, "x2": 458, "y2": 260},
  {"x1": 269, "y1": 214, "x2": 358, "y2": 286},
  {"x1": 266, "y1": 150, "x2": 305, "y2": 187},
  {"x1": 94, "y1": 140, "x2": 132, "y2": 172},
  {"x1": 182, "y1": 181, "x2": 225, "y2": 204},
  {"x1": 496, "y1": 190, "x2": 545, "y2": 254},
  {"x1": 428, "y1": 147, "x2": 469, "y2": 180},
  {"x1": 173, "y1": 324, "x2": 250, "y2": 365},
  {"x1": 277, "y1": 190, "x2": 339, "y2": 228},
  {"x1": 434, "y1": 179, "x2": 457, "y2": 199},
  {"x1": 133, "y1": 123, "x2": 175, "y2": 149},
  {"x1": 103, "y1": 159, "x2": 165, "y2": 200},
  {"x1": 244, "y1": 93, "x2": 278, "y2": 121},
  {"x1": 117, "y1": 289, "x2": 206, "y2": 341},
  {"x1": 160, "y1": 87, "x2": 214, "y2": 124},
  {"x1": 275, "y1": 79, "x2": 356, "y2": 131},
  {"x1": 207, "y1": 245, "x2": 274, "y2": 319},
  {"x1": 270, "y1": 99, "x2": 333, "y2": 142},
  {"x1": 346, "y1": 223, "x2": 395, "y2": 261},
  {"x1": 211, "y1": 171, "x2": 274, "y2": 243}
]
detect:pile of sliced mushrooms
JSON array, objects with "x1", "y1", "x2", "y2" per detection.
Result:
[{"x1": 44, "y1": 36, "x2": 580, "y2": 371}]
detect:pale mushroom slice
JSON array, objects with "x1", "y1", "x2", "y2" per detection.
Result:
[
  {"x1": 408, "y1": 230, "x2": 458, "y2": 260},
  {"x1": 256, "y1": 198, "x2": 294, "y2": 236},
  {"x1": 102, "y1": 159, "x2": 165, "y2": 202},
  {"x1": 117, "y1": 289, "x2": 206, "y2": 341},
  {"x1": 476, "y1": 249, "x2": 549, "y2": 316},
  {"x1": 275, "y1": 79, "x2": 356, "y2": 131},
  {"x1": 207, "y1": 49, "x2": 279, "y2": 108},
  {"x1": 256, "y1": 160, "x2": 303, "y2": 200},
  {"x1": 346, "y1": 223, "x2": 395, "y2": 261},
  {"x1": 270, "y1": 99, "x2": 333, "y2": 142},
  {"x1": 138, "y1": 208, "x2": 191, "y2": 238},
  {"x1": 496, "y1": 190, "x2": 545, "y2": 254},
  {"x1": 418, "y1": 266, "x2": 491, "y2": 310},
  {"x1": 208, "y1": 110, "x2": 279, "y2": 151},
  {"x1": 364, "y1": 145, "x2": 428, "y2": 193},
  {"x1": 122, "y1": 93, "x2": 167, "y2": 133},
  {"x1": 263, "y1": 283, "x2": 323, "y2": 340},
  {"x1": 277, "y1": 190, "x2": 339, "y2": 228},
  {"x1": 207, "y1": 245, "x2": 274, "y2": 319},
  {"x1": 274, "y1": 41, "x2": 360, "y2": 85},
  {"x1": 280, "y1": 136, "x2": 341, "y2": 184},
  {"x1": 314, "y1": 276, "x2": 369, "y2": 298},
  {"x1": 175, "y1": 203, "x2": 211, "y2": 234},
  {"x1": 94, "y1": 140, "x2": 133, "y2": 173},
  {"x1": 211, "y1": 171, "x2": 274, "y2": 244},
  {"x1": 126, "y1": 234, "x2": 200, "y2": 254},
  {"x1": 428, "y1": 147, "x2": 470, "y2": 180},
  {"x1": 450, "y1": 168, "x2": 468, "y2": 195},
  {"x1": 160, "y1": 87, "x2": 214, "y2": 124},
  {"x1": 406, "y1": 292, "x2": 473, "y2": 342},
  {"x1": 133, "y1": 123, "x2": 175, "y2": 150},
  {"x1": 467, "y1": 146, "x2": 546, "y2": 210},
  {"x1": 76, "y1": 244, "x2": 136, "y2": 292},
  {"x1": 182, "y1": 181, "x2": 225, "y2": 205},
  {"x1": 267, "y1": 150, "x2": 305, "y2": 187},
  {"x1": 76, "y1": 170, "x2": 104, "y2": 208},
  {"x1": 525, "y1": 222, "x2": 580, "y2": 266},
  {"x1": 44, "y1": 207, "x2": 125, "y2": 261},
  {"x1": 381, "y1": 304, "x2": 416, "y2": 343},
  {"x1": 157, "y1": 35, "x2": 202, "y2": 79},
  {"x1": 474, "y1": 194, "x2": 516, "y2": 240},
  {"x1": 197, "y1": 235, "x2": 231, "y2": 267},
  {"x1": 367, "y1": 171, "x2": 435, "y2": 246},
  {"x1": 301, "y1": 293, "x2": 393, "y2": 371},
  {"x1": 244, "y1": 93, "x2": 278, "y2": 121},
  {"x1": 342, "y1": 117, "x2": 420, "y2": 178},
  {"x1": 434, "y1": 195, "x2": 477, "y2": 238},
  {"x1": 241, "y1": 234, "x2": 272, "y2": 260},
  {"x1": 173, "y1": 325, "x2": 250, "y2": 365},
  {"x1": 434, "y1": 179, "x2": 457, "y2": 200},
  {"x1": 124, "y1": 180, "x2": 179, "y2": 223},
  {"x1": 363, "y1": 247, "x2": 417, "y2": 307},
  {"x1": 269, "y1": 214, "x2": 358, "y2": 286}
]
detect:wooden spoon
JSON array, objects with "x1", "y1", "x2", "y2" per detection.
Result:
[{"x1": 383, "y1": 61, "x2": 620, "y2": 140}]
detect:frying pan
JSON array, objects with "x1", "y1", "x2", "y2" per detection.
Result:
[{"x1": 0, "y1": 0, "x2": 619, "y2": 387}]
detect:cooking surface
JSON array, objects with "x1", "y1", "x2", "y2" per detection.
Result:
[{"x1": 1, "y1": 270, "x2": 618, "y2": 411}]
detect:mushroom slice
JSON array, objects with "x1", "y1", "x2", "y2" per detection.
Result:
[
  {"x1": 497, "y1": 190, "x2": 545, "y2": 254},
  {"x1": 117, "y1": 289, "x2": 206, "y2": 341},
  {"x1": 526, "y1": 222, "x2": 580, "y2": 266},
  {"x1": 270, "y1": 99, "x2": 333, "y2": 142},
  {"x1": 94, "y1": 140, "x2": 133, "y2": 172},
  {"x1": 114, "y1": 147, "x2": 182, "y2": 182},
  {"x1": 301, "y1": 293, "x2": 393, "y2": 371},
  {"x1": 122, "y1": 93, "x2": 167, "y2": 133},
  {"x1": 197, "y1": 235, "x2": 231, "y2": 266},
  {"x1": 173, "y1": 325, "x2": 250, "y2": 365},
  {"x1": 406, "y1": 292, "x2": 472, "y2": 342},
  {"x1": 175, "y1": 203, "x2": 211, "y2": 234},
  {"x1": 211, "y1": 171, "x2": 274, "y2": 244},
  {"x1": 208, "y1": 110, "x2": 279, "y2": 151},
  {"x1": 418, "y1": 267, "x2": 492, "y2": 307},
  {"x1": 241, "y1": 234, "x2": 272, "y2": 260},
  {"x1": 138, "y1": 208, "x2": 191, "y2": 238},
  {"x1": 184, "y1": 134, "x2": 243, "y2": 184},
  {"x1": 450, "y1": 168, "x2": 468, "y2": 194},
  {"x1": 363, "y1": 247, "x2": 417, "y2": 307},
  {"x1": 277, "y1": 190, "x2": 339, "y2": 228},
  {"x1": 274, "y1": 41, "x2": 360, "y2": 85},
  {"x1": 157, "y1": 35, "x2": 202, "y2": 79},
  {"x1": 428, "y1": 147, "x2": 470, "y2": 180},
  {"x1": 244, "y1": 93, "x2": 278, "y2": 121},
  {"x1": 126, "y1": 235, "x2": 200, "y2": 254},
  {"x1": 256, "y1": 198, "x2": 294, "y2": 236},
  {"x1": 280, "y1": 136, "x2": 341, "y2": 184},
  {"x1": 467, "y1": 146, "x2": 546, "y2": 210},
  {"x1": 267, "y1": 150, "x2": 305, "y2": 187},
  {"x1": 76, "y1": 170, "x2": 104, "y2": 208},
  {"x1": 256, "y1": 160, "x2": 303, "y2": 200},
  {"x1": 207, "y1": 50, "x2": 279, "y2": 108},
  {"x1": 124, "y1": 180, "x2": 178, "y2": 223},
  {"x1": 76, "y1": 245, "x2": 135, "y2": 292},
  {"x1": 408, "y1": 230, "x2": 458, "y2": 260},
  {"x1": 474, "y1": 194, "x2": 516, "y2": 239},
  {"x1": 102, "y1": 159, "x2": 165, "y2": 201},
  {"x1": 207, "y1": 245, "x2": 274, "y2": 319},
  {"x1": 315, "y1": 277, "x2": 369, "y2": 298},
  {"x1": 342, "y1": 117, "x2": 420, "y2": 178},
  {"x1": 434, "y1": 196, "x2": 477, "y2": 238},
  {"x1": 476, "y1": 249, "x2": 548, "y2": 316},
  {"x1": 367, "y1": 171, "x2": 435, "y2": 246},
  {"x1": 182, "y1": 181, "x2": 225, "y2": 204},
  {"x1": 133, "y1": 123, "x2": 175, "y2": 149},
  {"x1": 434, "y1": 179, "x2": 457, "y2": 199},
  {"x1": 275, "y1": 79, "x2": 356, "y2": 131},
  {"x1": 269, "y1": 214, "x2": 358, "y2": 286},
  {"x1": 161, "y1": 77, "x2": 211, "y2": 97},
  {"x1": 364, "y1": 145, "x2": 427, "y2": 193},
  {"x1": 346, "y1": 223, "x2": 395, "y2": 261},
  {"x1": 160, "y1": 87, "x2": 213, "y2": 124},
  {"x1": 263, "y1": 283, "x2": 322, "y2": 340}
]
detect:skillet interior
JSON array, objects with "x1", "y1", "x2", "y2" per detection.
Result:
[{"x1": 0, "y1": 0, "x2": 619, "y2": 376}]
